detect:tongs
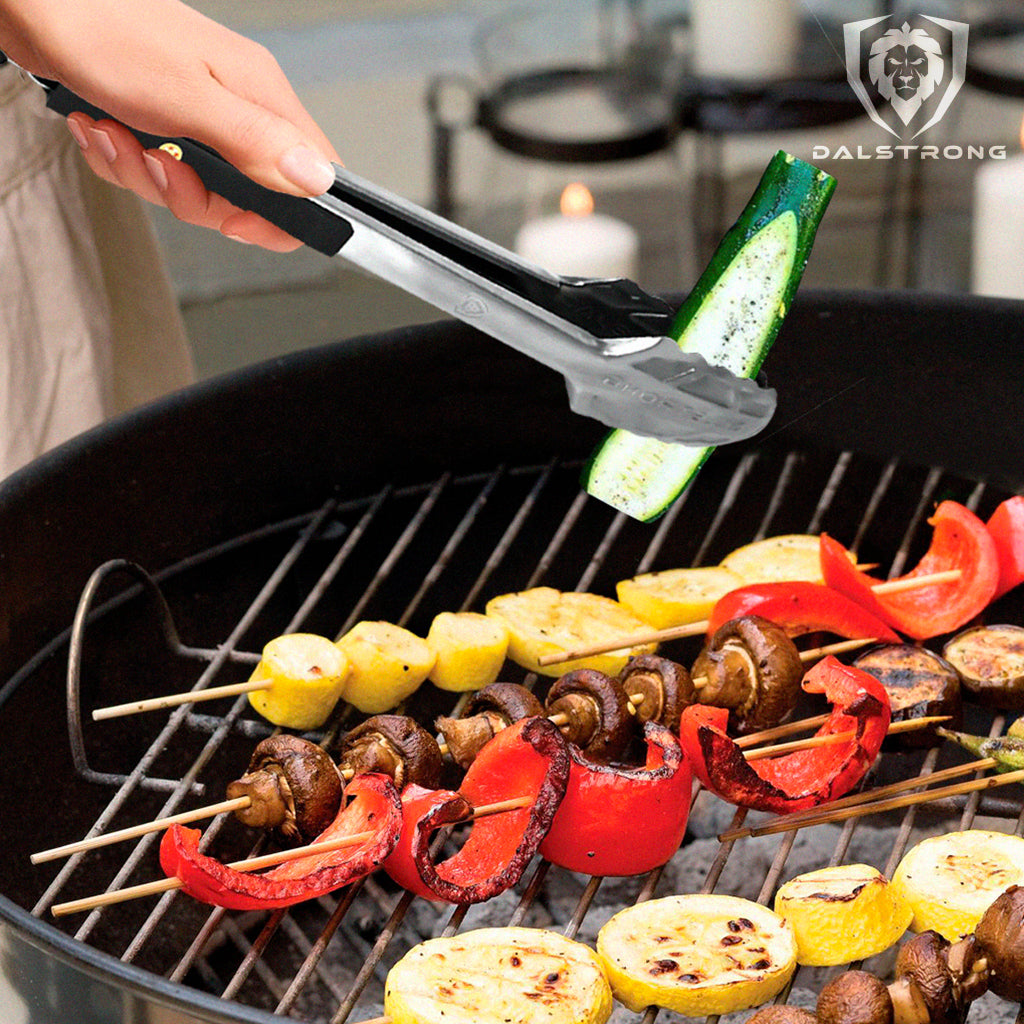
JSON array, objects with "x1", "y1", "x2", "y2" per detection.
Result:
[{"x1": 9, "y1": 59, "x2": 776, "y2": 446}]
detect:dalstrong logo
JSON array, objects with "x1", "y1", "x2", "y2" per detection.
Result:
[{"x1": 844, "y1": 14, "x2": 968, "y2": 139}]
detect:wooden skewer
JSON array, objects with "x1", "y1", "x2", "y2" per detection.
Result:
[
  {"x1": 93, "y1": 679, "x2": 270, "y2": 720},
  {"x1": 716, "y1": 764, "x2": 1024, "y2": 843},
  {"x1": 741, "y1": 716, "x2": 949, "y2": 761},
  {"x1": 719, "y1": 756, "x2": 1000, "y2": 841},
  {"x1": 50, "y1": 795, "x2": 533, "y2": 918},
  {"x1": 691, "y1": 637, "x2": 877, "y2": 690},
  {"x1": 31, "y1": 797, "x2": 253, "y2": 864},
  {"x1": 537, "y1": 569, "x2": 962, "y2": 667}
]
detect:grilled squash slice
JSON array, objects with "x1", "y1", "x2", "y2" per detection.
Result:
[
  {"x1": 384, "y1": 927, "x2": 613, "y2": 1024},
  {"x1": 485, "y1": 587, "x2": 656, "y2": 677},
  {"x1": 335, "y1": 621, "x2": 435, "y2": 714},
  {"x1": 721, "y1": 533, "x2": 836, "y2": 584},
  {"x1": 891, "y1": 830, "x2": 1024, "y2": 940},
  {"x1": 596, "y1": 894, "x2": 797, "y2": 1016},
  {"x1": 246, "y1": 633, "x2": 349, "y2": 730},
  {"x1": 773, "y1": 864, "x2": 912, "y2": 966},
  {"x1": 425, "y1": 611, "x2": 509, "y2": 692},
  {"x1": 616, "y1": 566, "x2": 745, "y2": 629}
]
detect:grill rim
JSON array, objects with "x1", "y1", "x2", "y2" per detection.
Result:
[{"x1": 2, "y1": 288, "x2": 1024, "y2": 1023}]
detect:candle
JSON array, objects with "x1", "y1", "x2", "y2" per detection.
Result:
[
  {"x1": 972, "y1": 153, "x2": 1024, "y2": 299},
  {"x1": 691, "y1": 0, "x2": 800, "y2": 81},
  {"x1": 513, "y1": 183, "x2": 639, "y2": 280}
]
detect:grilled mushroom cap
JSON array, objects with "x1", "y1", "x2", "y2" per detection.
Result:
[
  {"x1": 617, "y1": 655, "x2": 695, "y2": 732},
  {"x1": 337, "y1": 714, "x2": 444, "y2": 790},
  {"x1": 973, "y1": 884, "x2": 1024, "y2": 1001},
  {"x1": 891, "y1": 931, "x2": 971, "y2": 1024},
  {"x1": 226, "y1": 735, "x2": 343, "y2": 844},
  {"x1": 692, "y1": 615, "x2": 804, "y2": 732},
  {"x1": 545, "y1": 668, "x2": 633, "y2": 763},
  {"x1": 747, "y1": 1006, "x2": 818, "y2": 1024},
  {"x1": 435, "y1": 683, "x2": 543, "y2": 768},
  {"x1": 818, "y1": 970, "x2": 894, "y2": 1024}
]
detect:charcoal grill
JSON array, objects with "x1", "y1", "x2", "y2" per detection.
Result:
[{"x1": 1, "y1": 289, "x2": 1023, "y2": 1024}]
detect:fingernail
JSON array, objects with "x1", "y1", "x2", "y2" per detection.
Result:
[
  {"x1": 143, "y1": 152, "x2": 169, "y2": 193},
  {"x1": 222, "y1": 231, "x2": 254, "y2": 245},
  {"x1": 66, "y1": 118, "x2": 89, "y2": 150},
  {"x1": 278, "y1": 145, "x2": 335, "y2": 194},
  {"x1": 89, "y1": 126, "x2": 118, "y2": 163}
]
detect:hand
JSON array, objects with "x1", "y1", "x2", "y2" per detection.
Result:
[{"x1": 0, "y1": 0, "x2": 339, "y2": 250}]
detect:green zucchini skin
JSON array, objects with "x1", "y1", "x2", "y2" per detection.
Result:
[{"x1": 582, "y1": 151, "x2": 836, "y2": 523}]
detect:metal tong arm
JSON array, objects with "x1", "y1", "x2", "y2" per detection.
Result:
[{"x1": 26, "y1": 71, "x2": 680, "y2": 366}]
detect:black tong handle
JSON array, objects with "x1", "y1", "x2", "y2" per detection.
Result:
[{"x1": 41, "y1": 79, "x2": 353, "y2": 256}]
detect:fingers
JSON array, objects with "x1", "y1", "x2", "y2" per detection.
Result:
[{"x1": 66, "y1": 112, "x2": 301, "y2": 249}]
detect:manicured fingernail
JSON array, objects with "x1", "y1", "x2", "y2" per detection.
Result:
[
  {"x1": 278, "y1": 145, "x2": 335, "y2": 194},
  {"x1": 66, "y1": 118, "x2": 89, "y2": 150},
  {"x1": 143, "y1": 152, "x2": 169, "y2": 192},
  {"x1": 89, "y1": 126, "x2": 118, "y2": 163}
]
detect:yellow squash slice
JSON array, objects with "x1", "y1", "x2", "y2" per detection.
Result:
[
  {"x1": 616, "y1": 566, "x2": 745, "y2": 629},
  {"x1": 385, "y1": 927, "x2": 613, "y2": 1024},
  {"x1": 246, "y1": 633, "x2": 349, "y2": 730},
  {"x1": 721, "y1": 533, "x2": 844, "y2": 585},
  {"x1": 425, "y1": 611, "x2": 509, "y2": 692},
  {"x1": 891, "y1": 830, "x2": 1024, "y2": 940},
  {"x1": 596, "y1": 894, "x2": 797, "y2": 1016},
  {"x1": 485, "y1": 587, "x2": 657, "y2": 677},
  {"x1": 773, "y1": 864, "x2": 912, "y2": 966},
  {"x1": 335, "y1": 621, "x2": 435, "y2": 714}
]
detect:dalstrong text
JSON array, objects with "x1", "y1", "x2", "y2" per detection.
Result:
[{"x1": 811, "y1": 144, "x2": 1007, "y2": 161}]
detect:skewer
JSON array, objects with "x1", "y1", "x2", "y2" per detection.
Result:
[
  {"x1": 718, "y1": 756, "x2": 1000, "y2": 841},
  {"x1": 30, "y1": 797, "x2": 252, "y2": 864},
  {"x1": 740, "y1": 716, "x2": 949, "y2": 761},
  {"x1": 49, "y1": 795, "x2": 533, "y2": 918},
  {"x1": 690, "y1": 636, "x2": 875, "y2": 691},
  {"x1": 537, "y1": 568, "x2": 962, "y2": 667},
  {"x1": 92, "y1": 679, "x2": 271, "y2": 720},
  {"x1": 37, "y1": 709, "x2": 948, "y2": 866},
  {"x1": 716, "y1": 764, "x2": 1024, "y2": 842}
]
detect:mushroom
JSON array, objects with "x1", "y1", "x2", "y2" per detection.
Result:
[
  {"x1": 691, "y1": 615, "x2": 804, "y2": 733},
  {"x1": 889, "y1": 931, "x2": 982, "y2": 1024},
  {"x1": 545, "y1": 668, "x2": 634, "y2": 763},
  {"x1": 336, "y1": 714, "x2": 444, "y2": 790},
  {"x1": 973, "y1": 884, "x2": 1024, "y2": 1002},
  {"x1": 746, "y1": 1006, "x2": 818, "y2": 1024},
  {"x1": 226, "y1": 735, "x2": 343, "y2": 844},
  {"x1": 617, "y1": 655, "x2": 695, "y2": 732},
  {"x1": 435, "y1": 683, "x2": 543, "y2": 769},
  {"x1": 818, "y1": 970, "x2": 894, "y2": 1024}
]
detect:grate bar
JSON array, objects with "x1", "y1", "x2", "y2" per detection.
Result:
[{"x1": 34, "y1": 498, "x2": 341, "y2": 924}]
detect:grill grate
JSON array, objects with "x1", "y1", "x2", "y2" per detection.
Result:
[{"x1": 13, "y1": 444, "x2": 1024, "y2": 1024}]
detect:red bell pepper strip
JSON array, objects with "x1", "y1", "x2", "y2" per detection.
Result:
[
  {"x1": 158, "y1": 772, "x2": 402, "y2": 911},
  {"x1": 987, "y1": 496, "x2": 1024, "y2": 599},
  {"x1": 383, "y1": 716, "x2": 569, "y2": 903},
  {"x1": 820, "y1": 500, "x2": 1000, "y2": 640},
  {"x1": 539, "y1": 721, "x2": 692, "y2": 877},
  {"x1": 707, "y1": 581, "x2": 900, "y2": 643},
  {"x1": 679, "y1": 656, "x2": 890, "y2": 814}
]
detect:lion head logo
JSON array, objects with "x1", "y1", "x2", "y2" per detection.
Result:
[{"x1": 867, "y1": 22, "x2": 945, "y2": 126}]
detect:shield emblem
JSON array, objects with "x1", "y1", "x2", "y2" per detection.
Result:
[{"x1": 844, "y1": 14, "x2": 968, "y2": 139}]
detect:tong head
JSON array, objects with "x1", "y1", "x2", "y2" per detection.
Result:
[{"x1": 551, "y1": 278, "x2": 776, "y2": 446}]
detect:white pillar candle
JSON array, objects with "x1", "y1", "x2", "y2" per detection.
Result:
[
  {"x1": 972, "y1": 154, "x2": 1024, "y2": 299},
  {"x1": 691, "y1": 0, "x2": 800, "y2": 81},
  {"x1": 513, "y1": 183, "x2": 639, "y2": 280}
]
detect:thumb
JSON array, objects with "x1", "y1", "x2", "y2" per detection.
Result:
[{"x1": 184, "y1": 81, "x2": 337, "y2": 197}]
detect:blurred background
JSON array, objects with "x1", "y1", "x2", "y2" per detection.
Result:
[{"x1": 159, "y1": 0, "x2": 1024, "y2": 379}]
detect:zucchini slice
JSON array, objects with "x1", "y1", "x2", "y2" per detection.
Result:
[{"x1": 583, "y1": 151, "x2": 836, "y2": 522}]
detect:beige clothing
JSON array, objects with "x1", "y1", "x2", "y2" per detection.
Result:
[{"x1": 0, "y1": 64, "x2": 194, "y2": 479}]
